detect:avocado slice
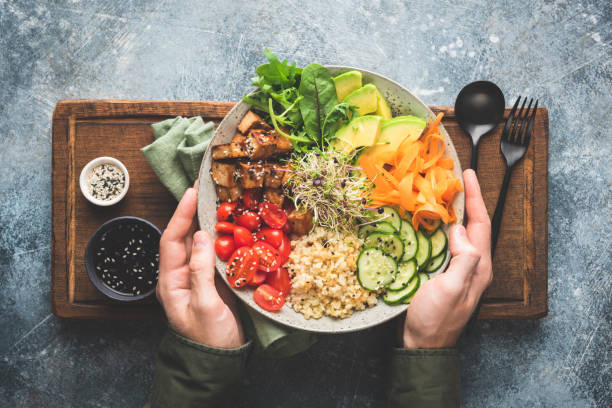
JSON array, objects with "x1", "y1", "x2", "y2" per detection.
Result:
[
  {"x1": 331, "y1": 115, "x2": 382, "y2": 154},
  {"x1": 333, "y1": 71, "x2": 363, "y2": 102},
  {"x1": 342, "y1": 84, "x2": 378, "y2": 115},
  {"x1": 364, "y1": 115, "x2": 427, "y2": 162},
  {"x1": 375, "y1": 88, "x2": 392, "y2": 119}
]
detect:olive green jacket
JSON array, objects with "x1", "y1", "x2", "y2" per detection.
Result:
[{"x1": 148, "y1": 329, "x2": 460, "y2": 408}]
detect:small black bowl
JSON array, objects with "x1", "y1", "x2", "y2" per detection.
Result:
[{"x1": 85, "y1": 216, "x2": 161, "y2": 302}]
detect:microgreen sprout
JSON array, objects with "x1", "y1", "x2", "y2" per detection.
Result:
[{"x1": 286, "y1": 150, "x2": 373, "y2": 233}]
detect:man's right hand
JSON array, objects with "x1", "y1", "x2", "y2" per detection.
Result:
[
  {"x1": 156, "y1": 186, "x2": 245, "y2": 349},
  {"x1": 402, "y1": 169, "x2": 492, "y2": 349}
]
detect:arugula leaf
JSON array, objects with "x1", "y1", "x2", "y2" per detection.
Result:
[
  {"x1": 298, "y1": 64, "x2": 337, "y2": 147},
  {"x1": 268, "y1": 98, "x2": 313, "y2": 144},
  {"x1": 321, "y1": 103, "x2": 360, "y2": 143},
  {"x1": 255, "y1": 49, "x2": 301, "y2": 88}
]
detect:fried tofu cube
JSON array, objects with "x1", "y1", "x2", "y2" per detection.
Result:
[
  {"x1": 245, "y1": 129, "x2": 294, "y2": 160},
  {"x1": 237, "y1": 111, "x2": 271, "y2": 134},
  {"x1": 263, "y1": 188, "x2": 285, "y2": 207},
  {"x1": 245, "y1": 129, "x2": 278, "y2": 159},
  {"x1": 236, "y1": 162, "x2": 265, "y2": 189},
  {"x1": 211, "y1": 143, "x2": 248, "y2": 160},
  {"x1": 215, "y1": 185, "x2": 243, "y2": 202},
  {"x1": 273, "y1": 132, "x2": 293, "y2": 153},
  {"x1": 211, "y1": 161, "x2": 236, "y2": 187},
  {"x1": 264, "y1": 163, "x2": 289, "y2": 188},
  {"x1": 288, "y1": 209, "x2": 314, "y2": 236},
  {"x1": 231, "y1": 132, "x2": 247, "y2": 144}
]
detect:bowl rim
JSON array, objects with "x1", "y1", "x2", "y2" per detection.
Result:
[
  {"x1": 79, "y1": 156, "x2": 130, "y2": 206},
  {"x1": 198, "y1": 65, "x2": 465, "y2": 333},
  {"x1": 84, "y1": 216, "x2": 161, "y2": 302}
]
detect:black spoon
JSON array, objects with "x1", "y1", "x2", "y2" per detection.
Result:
[{"x1": 455, "y1": 81, "x2": 505, "y2": 171}]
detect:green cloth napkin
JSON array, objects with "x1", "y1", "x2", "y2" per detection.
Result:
[
  {"x1": 142, "y1": 116, "x2": 317, "y2": 358},
  {"x1": 142, "y1": 116, "x2": 213, "y2": 199}
]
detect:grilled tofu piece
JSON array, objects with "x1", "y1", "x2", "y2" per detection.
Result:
[
  {"x1": 237, "y1": 111, "x2": 271, "y2": 134},
  {"x1": 215, "y1": 185, "x2": 243, "y2": 202},
  {"x1": 211, "y1": 161, "x2": 236, "y2": 187},
  {"x1": 264, "y1": 163, "x2": 290, "y2": 188},
  {"x1": 274, "y1": 131, "x2": 293, "y2": 153},
  {"x1": 236, "y1": 161, "x2": 265, "y2": 189},
  {"x1": 211, "y1": 142, "x2": 248, "y2": 160},
  {"x1": 245, "y1": 129, "x2": 294, "y2": 159},
  {"x1": 287, "y1": 209, "x2": 314, "y2": 236},
  {"x1": 263, "y1": 188, "x2": 285, "y2": 207},
  {"x1": 231, "y1": 132, "x2": 247, "y2": 144},
  {"x1": 245, "y1": 129, "x2": 278, "y2": 159}
]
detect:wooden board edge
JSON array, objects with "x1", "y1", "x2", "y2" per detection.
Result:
[
  {"x1": 52, "y1": 99, "x2": 235, "y2": 120},
  {"x1": 51, "y1": 105, "x2": 69, "y2": 317}
]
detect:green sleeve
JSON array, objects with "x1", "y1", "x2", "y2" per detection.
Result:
[
  {"x1": 149, "y1": 329, "x2": 252, "y2": 408},
  {"x1": 386, "y1": 348, "x2": 460, "y2": 408}
]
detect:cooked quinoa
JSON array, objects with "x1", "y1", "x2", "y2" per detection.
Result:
[{"x1": 286, "y1": 227, "x2": 378, "y2": 319}]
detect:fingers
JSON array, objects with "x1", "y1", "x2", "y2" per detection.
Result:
[
  {"x1": 463, "y1": 170, "x2": 491, "y2": 253},
  {"x1": 162, "y1": 188, "x2": 197, "y2": 243},
  {"x1": 189, "y1": 231, "x2": 217, "y2": 299}
]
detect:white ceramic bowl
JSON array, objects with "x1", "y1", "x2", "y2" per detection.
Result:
[
  {"x1": 198, "y1": 66, "x2": 464, "y2": 333},
  {"x1": 79, "y1": 156, "x2": 130, "y2": 206}
]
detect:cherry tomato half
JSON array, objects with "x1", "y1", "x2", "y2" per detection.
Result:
[
  {"x1": 253, "y1": 284, "x2": 285, "y2": 311},
  {"x1": 267, "y1": 267, "x2": 291, "y2": 295},
  {"x1": 217, "y1": 202, "x2": 237, "y2": 222},
  {"x1": 255, "y1": 228, "x2": 284, "y2": 248},
  {"x1": 232, "y1": 202, "x2": 247, "y2": 217},
  {"x1": 215, "y1": 221, "x2": 236, "y2": 234},
  {"x1": 243, "y1": 188, "x2": 262, "y2": 210},
  {"x1": 277, "y1": 233, "x2": 291, "y2": 265},
  {"x1": 258, "y1": 202, "x2": 288, "y2": 229},
  {"x1": 214, "y1": 235, "x2": 235, "y2": 261},
  {"x1": 252, "y1": 241, "x2": 281, "y2": 273},
  {"x1": 226, "y1": 247, "x2": 258, "y2": 288},
  {"x1": 248, "y1": 269, "x2": 267, "y2": 287},
  {"x1": 233, "y1": 226, "x2": 254, "y2": 248},
  {"x1": 235, "y1": 211, "x2": 261, "y2": 231}
]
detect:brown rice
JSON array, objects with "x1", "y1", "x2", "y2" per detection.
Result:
[{"x1": 286, "y1": 227, "x2": 378, "y2": 319}]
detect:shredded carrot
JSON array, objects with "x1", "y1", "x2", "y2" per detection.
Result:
[{"x1": 360, "y1": 112, "x2": 463, "y2": 230}]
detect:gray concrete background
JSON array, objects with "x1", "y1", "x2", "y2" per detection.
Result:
[{"x1": 1, "y1": 0, "x2": 610, "y2": 407}]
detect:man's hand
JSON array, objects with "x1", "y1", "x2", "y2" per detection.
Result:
[
  {"x1": 403, "y1": 169, "x2": 492, "y2": 349},
  {"x1": 157, "y1": 187, "x2": 245, "y2": 349}
]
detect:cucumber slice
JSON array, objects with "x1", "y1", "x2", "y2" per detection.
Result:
[
  {"x1": 363, "y1": 232, "x2": 404, "y2": 260},
  {"x1": 403, "y1": 273, "x2": 431, "y2": 304},
  {"x1": 383, "y1": 275, "x2": 420, "y2": 304},
  {"x1": 358, "y1": 221, "x2": 396, "y2": 239},
  {"x1": 374, "y1": 206, "x2": 401, "y2": 231},
  {"x1": 429, "y1": 228, "x2": 448, "y2": 258},
  {"x1": 414, "y1": 230, "x2": 431, "y2": 270},
  {"x1": 418, "y1": 272, "x2": 430, "y2": 282},
  {"x1": 399, "y1": 220, "x2": 418, "y2": 261},
  {"x1": 357, "y1": 248, "x2": 397, "y2": 290},
  {"x1": 425, "y1": 250, "x2": 447, "y2": 273},
  {"x1": 388, "y1": 260, "x2": 417, "y2": 291}
]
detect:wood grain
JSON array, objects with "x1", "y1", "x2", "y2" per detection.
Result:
[{"x1": 52, "y1": 100, "x2": 548, "y2": 319}]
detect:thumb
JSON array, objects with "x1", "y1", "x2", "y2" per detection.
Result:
[
  {"x1": 189, "y1": 231, "x2": 216, "y2": 292},
  {"x1": 446, "y1": 224, "x2": 481, "y2": 282},
  {"x1": 449, "y1": 224, "x2": 471, "y2": 256}
]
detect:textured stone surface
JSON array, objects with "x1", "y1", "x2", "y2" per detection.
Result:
[{"x1": 1, "y1": 0, "x2": 610, "y2": 407}]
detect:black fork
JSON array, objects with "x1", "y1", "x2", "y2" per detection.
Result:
[{"x1": 490, "y1": 96, "x2": 539, "y2": 253}]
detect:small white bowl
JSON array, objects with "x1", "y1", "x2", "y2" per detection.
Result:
[{"x1": 79, "y1": 157, "x2": 130, "y2": 206}]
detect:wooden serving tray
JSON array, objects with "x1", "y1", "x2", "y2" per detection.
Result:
[{"x1": 51, "y1": 100, "x2": 548, "y2": 320}]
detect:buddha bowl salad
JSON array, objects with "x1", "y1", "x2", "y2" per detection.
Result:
[{"x1": 211, "y1": 50, "x2": 463, "y2": 318}]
